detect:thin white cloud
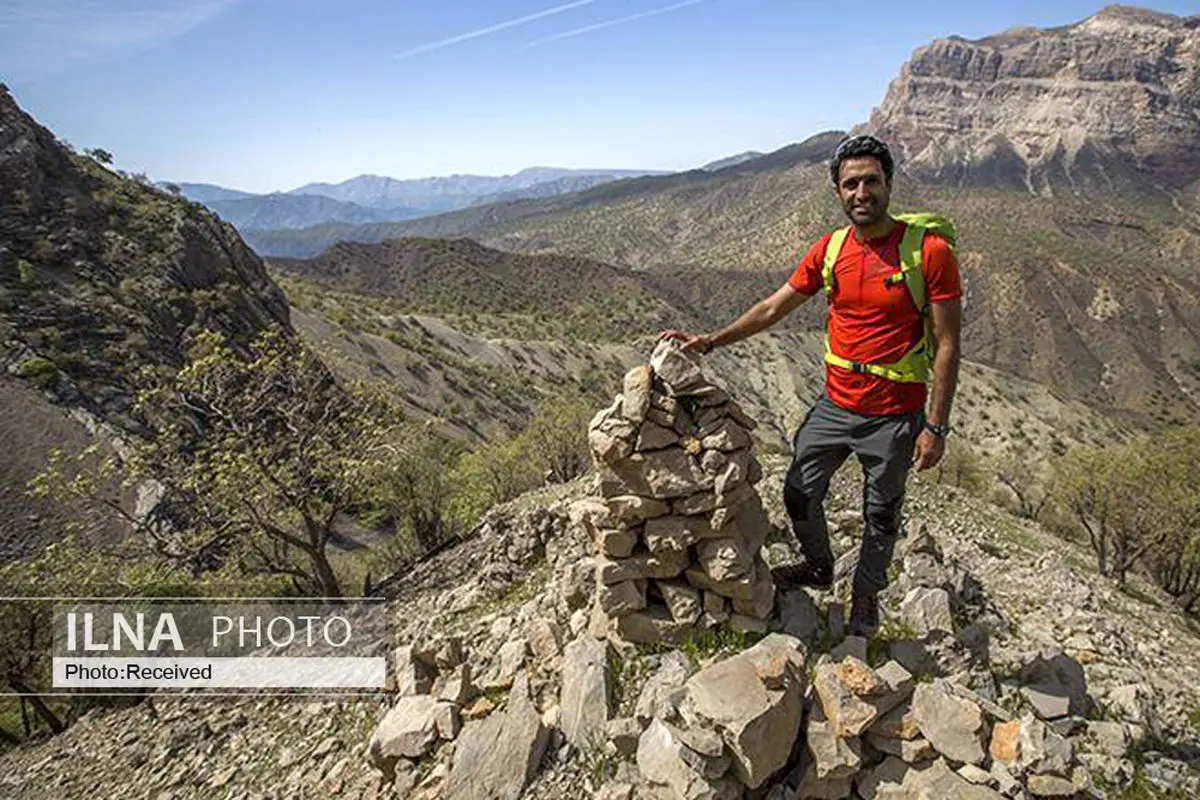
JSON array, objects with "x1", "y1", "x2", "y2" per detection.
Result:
[
  {"x1": 0, "y1": 0, "x2": 239, "y2": 79},
  {"x1": 525, "y1": 0, "x2": 706, "y2": 47},
  {"x1": 394, "y1": 0, "x2": 602, "y2": 60}
]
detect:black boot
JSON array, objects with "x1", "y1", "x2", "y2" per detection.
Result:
[
  {"x1": 848, "y1": 591, "x2": 880, "y2": 638},
  {"x1": 771, "y1": 561, "x2": 833, "y2": 591}
]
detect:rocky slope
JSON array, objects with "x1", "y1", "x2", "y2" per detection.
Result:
[
  {"x1": 0, "y1": 84, "x2": 292, "y2": 559},
  {"x1": 1, "y1": 354, "x2": 1197, "y2": 799},
  {"x1": 865, "y1": 6, "x2": 1200, "y2": 195}
]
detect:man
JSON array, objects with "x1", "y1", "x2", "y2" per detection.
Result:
[{"x1": 660, "y1": 134, "x2": 962, "y2": 637}]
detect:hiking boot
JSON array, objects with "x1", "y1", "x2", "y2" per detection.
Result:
[
  {"x1": 848, "y1": 592, "x2": 880, "y2": 638},
  {"x1": 770, "y1": 561, "x2": 833, "y2": 591}
]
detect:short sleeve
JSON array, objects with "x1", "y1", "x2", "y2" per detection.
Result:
[
  {"x1": 787, "y1": 234, "x2": 831, "y2": 295},
  {"x1": 921, "y1": 232, "x2": 962, "y2": 302}
]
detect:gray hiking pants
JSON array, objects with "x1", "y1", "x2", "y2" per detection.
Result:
[{"x1": 782, "y1": 393, "x2": 924, "y2": 596}]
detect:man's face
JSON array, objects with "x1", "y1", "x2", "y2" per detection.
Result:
[{"x1": 835, "y1": 156, "x2": 891, "y2": 228}]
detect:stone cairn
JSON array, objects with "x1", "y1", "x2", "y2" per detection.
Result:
[{"x1": 580, "y1": 338, "x2": 775, "y2": 643}]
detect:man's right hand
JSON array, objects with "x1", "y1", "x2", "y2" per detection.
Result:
[{"x1": 658, "y1": 330, "x2": 713, "y2": 354}]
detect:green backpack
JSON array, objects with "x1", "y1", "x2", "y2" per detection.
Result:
[{"x1": 820, "y1": 213, "x2": 957, "y2": 383}]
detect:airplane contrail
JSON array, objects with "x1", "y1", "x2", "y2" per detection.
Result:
[
  {"x1": 525, "y1": 0, "x2": 706, "y2": 47},
  {"x1": 395, "y1": 0, "x2": 602, "y2": 59}
]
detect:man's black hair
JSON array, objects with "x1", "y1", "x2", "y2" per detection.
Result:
[{"x1": 830, "y1": 134, "x2": 894, "y2": 185}]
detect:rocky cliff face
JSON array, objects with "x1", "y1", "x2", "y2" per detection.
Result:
[
  {"x1": 0, "y1": 84, "x2": 292, "y2": 559},
  {"x1": 866, "y1": 6, "x2": 1200, "y2": 194}
]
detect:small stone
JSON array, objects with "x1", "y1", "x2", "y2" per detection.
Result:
[
  {"x1": 870, "y1": 702, "x2": 921, "y2": 740},
  {"x1": 525, "y1": 618, "x2": 563, "y2": 662},
  {"x1": 622, "y1": 366, "x2": 654, "y2": 424},
  {"x1": 607, "y1": 495, "x2": 671, "y2": 524},
  {"x1": 899, "y1": 587, "x2": 955, "y2": 635},
  {"x1": 1021, "y1": 684, "x2": 1071, "y2": 721},
  {"x1": 813, "y1": 657, "x2": 884, "y2": 738},
  {"x1": 598, "y1": 579, "x2": 648, "y2": 617},
  {"x1": 644, "y1": 514, "x2": 716, "y2": 552},
  {"x1": 991, "y1": 720, "x2": 1022, "y2": 768},
  {"x1": 806, "y1": 704, "x2": 863, "y2": 779},
  {"x1": 462, "y1": 696, "x2": 496, "y2": 719},
  {"x1": 1027, "y1": 773, "x2": 1077, "y2": 797},
  {"x1": 605, "y1": 717, "x2": 643, "y2": 756},
  {"x1": 659, "y1": 580, "x2": 703, "y2": 625},
  {"x1": 597, "y1": 527, "x2": 639, "y2": 558},
  {"x1": 958, "y1": 764, "x2": 994, "y2": 785},
  {"x1": 438, "y1": 663, "x2": 474, "y2": 705},
  {"x1": 635, "y1": 650, "x2": 694, "y2": 724}
]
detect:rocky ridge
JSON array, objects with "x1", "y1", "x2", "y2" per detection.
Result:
[
  {"x1": 3, "y1": 454, "x2": 1200, "y2": 797},
  {"x1": 865, "y1": 6, "x2": 1200, "y2": 195}
]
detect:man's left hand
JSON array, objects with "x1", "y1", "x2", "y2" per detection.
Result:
[{"x1": 911, "y1": 429, "x2": 945, "y2": 471}]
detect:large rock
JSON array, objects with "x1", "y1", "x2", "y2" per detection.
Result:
[
  {"x1": 897, "y1": 758, "x2": 1004, "y2": 799},
  {"x1": 681, "y1": 634, "x2": 807, "y2": 789},
  {"x1": 590, "y1": 400, "x2": 638, "y2": 466},
  {"x1": 598, "y1": 579, "x2": 648, "y2": 616},
  {"x1": 660, "y1": 581, "x2": 703, "y2": 625},
  {"x1": 560, "y1": 637, "x2": 613, "y2": 748},
  {"x1": 615, "y1": 606, "x2": 696, "y2": 645},
  {"x1": 697, "y1": 537, "x2": 756, "y2": 582},
  {"x1": 443, "y1": 673, "x2": 550, "y2": 800},
  {"x1": 911, "y1": 680, "x2": 988, "y2": 766}
]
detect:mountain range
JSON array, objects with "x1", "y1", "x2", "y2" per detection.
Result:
[{"x1": 171, "y1": 167, "x2": 667, "y2": 233}]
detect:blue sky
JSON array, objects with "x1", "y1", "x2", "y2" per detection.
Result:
[{"x1": 2, "y1": 0, "x2": 1196, "y2": 193}]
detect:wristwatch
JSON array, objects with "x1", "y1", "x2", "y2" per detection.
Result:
[{"x1": 925, "y1": 422, "x2": 951, "y2": 437}]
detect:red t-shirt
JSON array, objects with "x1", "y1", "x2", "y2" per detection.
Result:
[{"x1": 787, "y1": 221, "x2": 962, "y2": 416}]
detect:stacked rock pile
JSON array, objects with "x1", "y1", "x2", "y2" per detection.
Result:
[{"x1": 581, "y1": 338, "x2": 775, "y2": 643}]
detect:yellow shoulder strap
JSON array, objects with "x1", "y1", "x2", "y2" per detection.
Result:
[{"x1": 822, "y1": 227, "x2": 851, "y2": 296}]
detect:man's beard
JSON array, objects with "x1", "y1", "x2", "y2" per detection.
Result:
[{"x1": 843, "y1": 198, "x2": 886, "y2": 227}]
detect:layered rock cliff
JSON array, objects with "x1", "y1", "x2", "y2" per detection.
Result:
[{"x1": 865, "y1": 6, "x2": 1200, "y2": 195}]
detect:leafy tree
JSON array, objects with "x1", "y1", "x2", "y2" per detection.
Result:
[
  {"x1": 519, "y1": 394, "x2": 594, "y2": 484},
  {"x1": 39, "y1": 327, "x2": 402, "y2": 598},
  {"x1": 1142, "y1": 427, "x2": 1200, "y2": 612},
  {"x1": 993, "y1": 450, "x2": 1054, "y2": 520},
  {"x1": 1054, "y1": 441, "x2": 1166, "y2": 588},
  {"x1": 359, "y1": 419, "x2": 467, "y2": 554},
  {"x1": 83, "y1": 147, "x2": 113, "y2": 165}
]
